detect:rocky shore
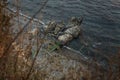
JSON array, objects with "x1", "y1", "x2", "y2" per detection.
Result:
[
  {"x1": 1, "y1": 1, "x2": 120, "y2": 79},
  {"x1": 8, "y1": 8, "x2": 92, "y2": 80}
]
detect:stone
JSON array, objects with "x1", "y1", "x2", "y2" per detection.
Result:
[
  {"x1": 43, "y1": 18, "x2": 82, "y2": 45},
  {"x1": 44, "y1": 21, "x2": 57, "y2": 32},
  {"x1": 54, "y1": 23, "x2": 64, "y2": 35},
  {"x1": 65, "y1": 26, "x2": 80, "y2": 38},
  {"x1": 70, "y1": 17, "x2": 83, "y2": 26},
  {"x1": 58, "y1": 34, "x2": 73, "y2": 44},
  {"x1": 54, "y1": 27, "x2": 61, "y2": 35}
]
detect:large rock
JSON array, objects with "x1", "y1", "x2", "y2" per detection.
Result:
[
  {"x1": 65, "y1": 26, "x2": 81, "y2": 38},
  {"x1": 58, "y1": 34, "x2": 73, "y2": 44},
  {"x1": 43, "y1": 18, "x2": 82, "y2": 45}
]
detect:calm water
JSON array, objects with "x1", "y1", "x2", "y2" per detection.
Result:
[{"x1": 9, "y1": 0, "x2": 120, "y2": 60}]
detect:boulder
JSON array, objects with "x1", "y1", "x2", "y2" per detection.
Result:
[
  {"x1": 43, "y1": 17, "x2": 82, "y2": 45},
  {"x1": 65, "y1": 26, "x2": 80, "y2": 38},
  {"x1": 58, "y1": 34, "x2": 73, "y2": 44}
]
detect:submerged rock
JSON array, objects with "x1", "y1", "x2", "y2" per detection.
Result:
[{"x1": 58, "y1": 34, "x2": 73, "y2": 44}]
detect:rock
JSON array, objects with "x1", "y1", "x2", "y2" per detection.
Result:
[
  {"x1": 54, "y1": 26, "x2": 61, "y2": 35},
  {"x1": 70, "y1": 17, "x2": 83, "y2": 26},
  {"x1": 44, "y1": 21, "x2": 57, "y2": 32},
  {"x1": 43, "y1": 17, "x2": 82, "y2": 45},
  {"x1": 58, "y1": 34, "x2": 73, "y2": 44},
  {"x1": 54, "y1": 23, "x2": 64, "y2": 35},
  {"x1": 65, "y1": 26, "x2": 80, "y2": 38}
]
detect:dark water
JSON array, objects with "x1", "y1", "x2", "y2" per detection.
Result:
[{"x1": 9, "y1": 0, "x2": 120, "y2": 60}]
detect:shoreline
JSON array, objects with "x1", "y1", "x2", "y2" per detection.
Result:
[{"x1": 7, "y1": 7, "x2": 91, "y2": 64}]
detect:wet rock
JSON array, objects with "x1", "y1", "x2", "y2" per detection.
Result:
[
  {"x1": 65, "y1": 26, "x2": 81, "y2": 38},
  {"x1": 54, "y1": 27, "x2": 61, "y2": 35},
  {"x1": 43, "y1": 17, "x2": 82, "y2": 45},
  {"x1": 44, "y1": 21, "x2": 57, "y2": 32},
  {"x1": 58, "y1": 34, "x2": 73, "y2": 44},
  {"x1": 70, "y1": 17, "x2": 83, "y2": 26},
  {"x1": 54, "y1": 23, "x2": 64, "y2": 35}
]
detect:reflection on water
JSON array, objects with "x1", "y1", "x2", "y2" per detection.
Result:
[{"x1": 9, "y1": 0, "x2": 120, "y2": 59}]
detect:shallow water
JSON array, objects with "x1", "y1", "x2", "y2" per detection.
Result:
[{"x1": 9, "y1": 0, "x2": 120, "y2": 60}]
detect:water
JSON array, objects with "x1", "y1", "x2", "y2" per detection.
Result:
[{"x1": 9, "y1": 0, "x2": 120, "y2": 60}]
